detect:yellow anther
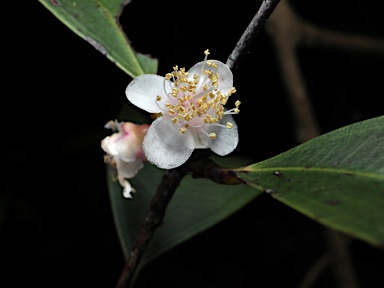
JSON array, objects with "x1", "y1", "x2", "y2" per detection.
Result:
[
  {"x1": 172, "y1": 87, "x2": 179, "y2": 96},
  {"x1": 226, "y1": 122, "x2": 233, "y2": 129},
  {"x1": 229, "y1": 87, "x2": 237, "y2": 95},
  {"x1": 165, "y1": 73, "x2": 173, "y2": 80},
  {"x1": 235, "y1": 100, "x2": 241, "y2": 107},
  {"x1": 160, "y1": 50, "x2": 240, "y2": 136},
  {"x1": 168, "y1": 109, "x2": 175, "y2": 115}
]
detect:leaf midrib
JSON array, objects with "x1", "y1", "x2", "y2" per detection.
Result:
[{"x1": 241, "y1": 166, "x2": 384, "y2": 180}]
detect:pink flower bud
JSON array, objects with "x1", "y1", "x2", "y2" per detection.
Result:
[{"x1": 101, "y1": 120, "x2": 149, "y2": 198}]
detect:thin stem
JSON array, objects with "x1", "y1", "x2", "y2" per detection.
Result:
[
  {"x1": 115, "y1": 168, "x2": 187, "y2": 288},
  {"x1": 114, "y1": 152, "x2": 243, "y2": 288},
  {"x1": 187, "y1": 152, "x2": 243, "y2": 185},
  {"x1": 226, "y1": 0, "x2": 281, "y2": 71}
]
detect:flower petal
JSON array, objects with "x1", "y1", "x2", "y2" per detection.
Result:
[
  {"x1": 116, "y1": 123, "x2": 149, "y2": 162},
  {"x1": 126, "y1": 74, "x2": 167, "y2": 113},
  {"x1": 116, "y1": 158, "x2": 144, "y2": 179},
  {"x1": 188, "y1": 60, "x2": 233, "y2": 88},
  {"x1": 209, "y1": 114, "x2": 239, "y2": 156},
  {"x1": 143, "y1": 117, "x2": 194, "y2": 169},
  {"x1": 121, "y1": 179, "x2": 135, "y2": 198},
  {"x1": 190, "y1": 125, "x2": 219, "y2": 149}
]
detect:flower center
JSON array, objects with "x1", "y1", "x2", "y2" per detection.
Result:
[{"x1": 156, "y1": 50, "x2": 240, "y2": 139}]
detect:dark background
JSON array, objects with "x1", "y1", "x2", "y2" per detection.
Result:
[{"x1": 2, "y1": 0, "x2": 384, "y2": 287}]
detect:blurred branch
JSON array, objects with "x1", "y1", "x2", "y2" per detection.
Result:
[
  {"x1": 325, "y1": 229, "x2": 360, "y2": 288},
  {"x1": 297, "y1": 254, "x2": 331, "y2": 288},
  {"x1": 265, "y1": 0, "x2": 320, "y2": 142},
  {"x1": 264, "y1": 1, "x2": 380, "y2": 287},
  {"x1": 301, "y1": 23, "x2": 384, "y2": 55},
  {"x1": 265, "y1": 0, "x2": 384, "y2": 143}
]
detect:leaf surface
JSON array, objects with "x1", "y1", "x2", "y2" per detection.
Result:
[
  {"x1": 234, "y1": 115, "x2": 384, "y2": 247},
  {"x1": 38, "y1": 0, "x2": 158, "y2": 77}
]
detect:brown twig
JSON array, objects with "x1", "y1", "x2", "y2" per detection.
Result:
[
  {"x1": 116, "y1": 168, "x2": 187, "y2": 288},
  {"x1": 114, "y1": 152, "x2": 244, "y2": 288},
  {"x1": 187, "y1": 152, "x2": 243, "y2": 185},
  {"x1": 226, "y1": 0, "x2": 281, "y2": 71}
]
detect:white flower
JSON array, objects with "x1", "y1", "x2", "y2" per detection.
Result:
[
  {"x1": 126, "y1": 50, "x2": 240, "y2": 169},
  {"x1": 101, "y1": 120, "x2": 149, "y2": 198}
]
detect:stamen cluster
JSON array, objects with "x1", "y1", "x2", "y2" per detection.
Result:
[{"x1": 126, "y1": 50, "x2": 240, "y2": 169}]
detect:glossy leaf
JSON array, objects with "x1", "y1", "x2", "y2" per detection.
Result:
[
  {"x1": 234, "y1": 115, "x2": 384, "y2": 247},
  {"x1": 38, "y1": 0, "x2": 158, "y2": 77}
]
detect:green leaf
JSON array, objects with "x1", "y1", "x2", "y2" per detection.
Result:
[
  {"x1": 234, "y1": 115, "x2": 384, "y2": 247},
  {"x1": 38, "y1": 0, "x2": 158, "y2": 77},
  {"x1": 107, "y1": 155, "x2": 261, "y2": 281}
]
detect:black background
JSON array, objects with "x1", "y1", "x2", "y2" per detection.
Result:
[{"x1": 2, "y1": 0, "x2": 384, "y2": 287}]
